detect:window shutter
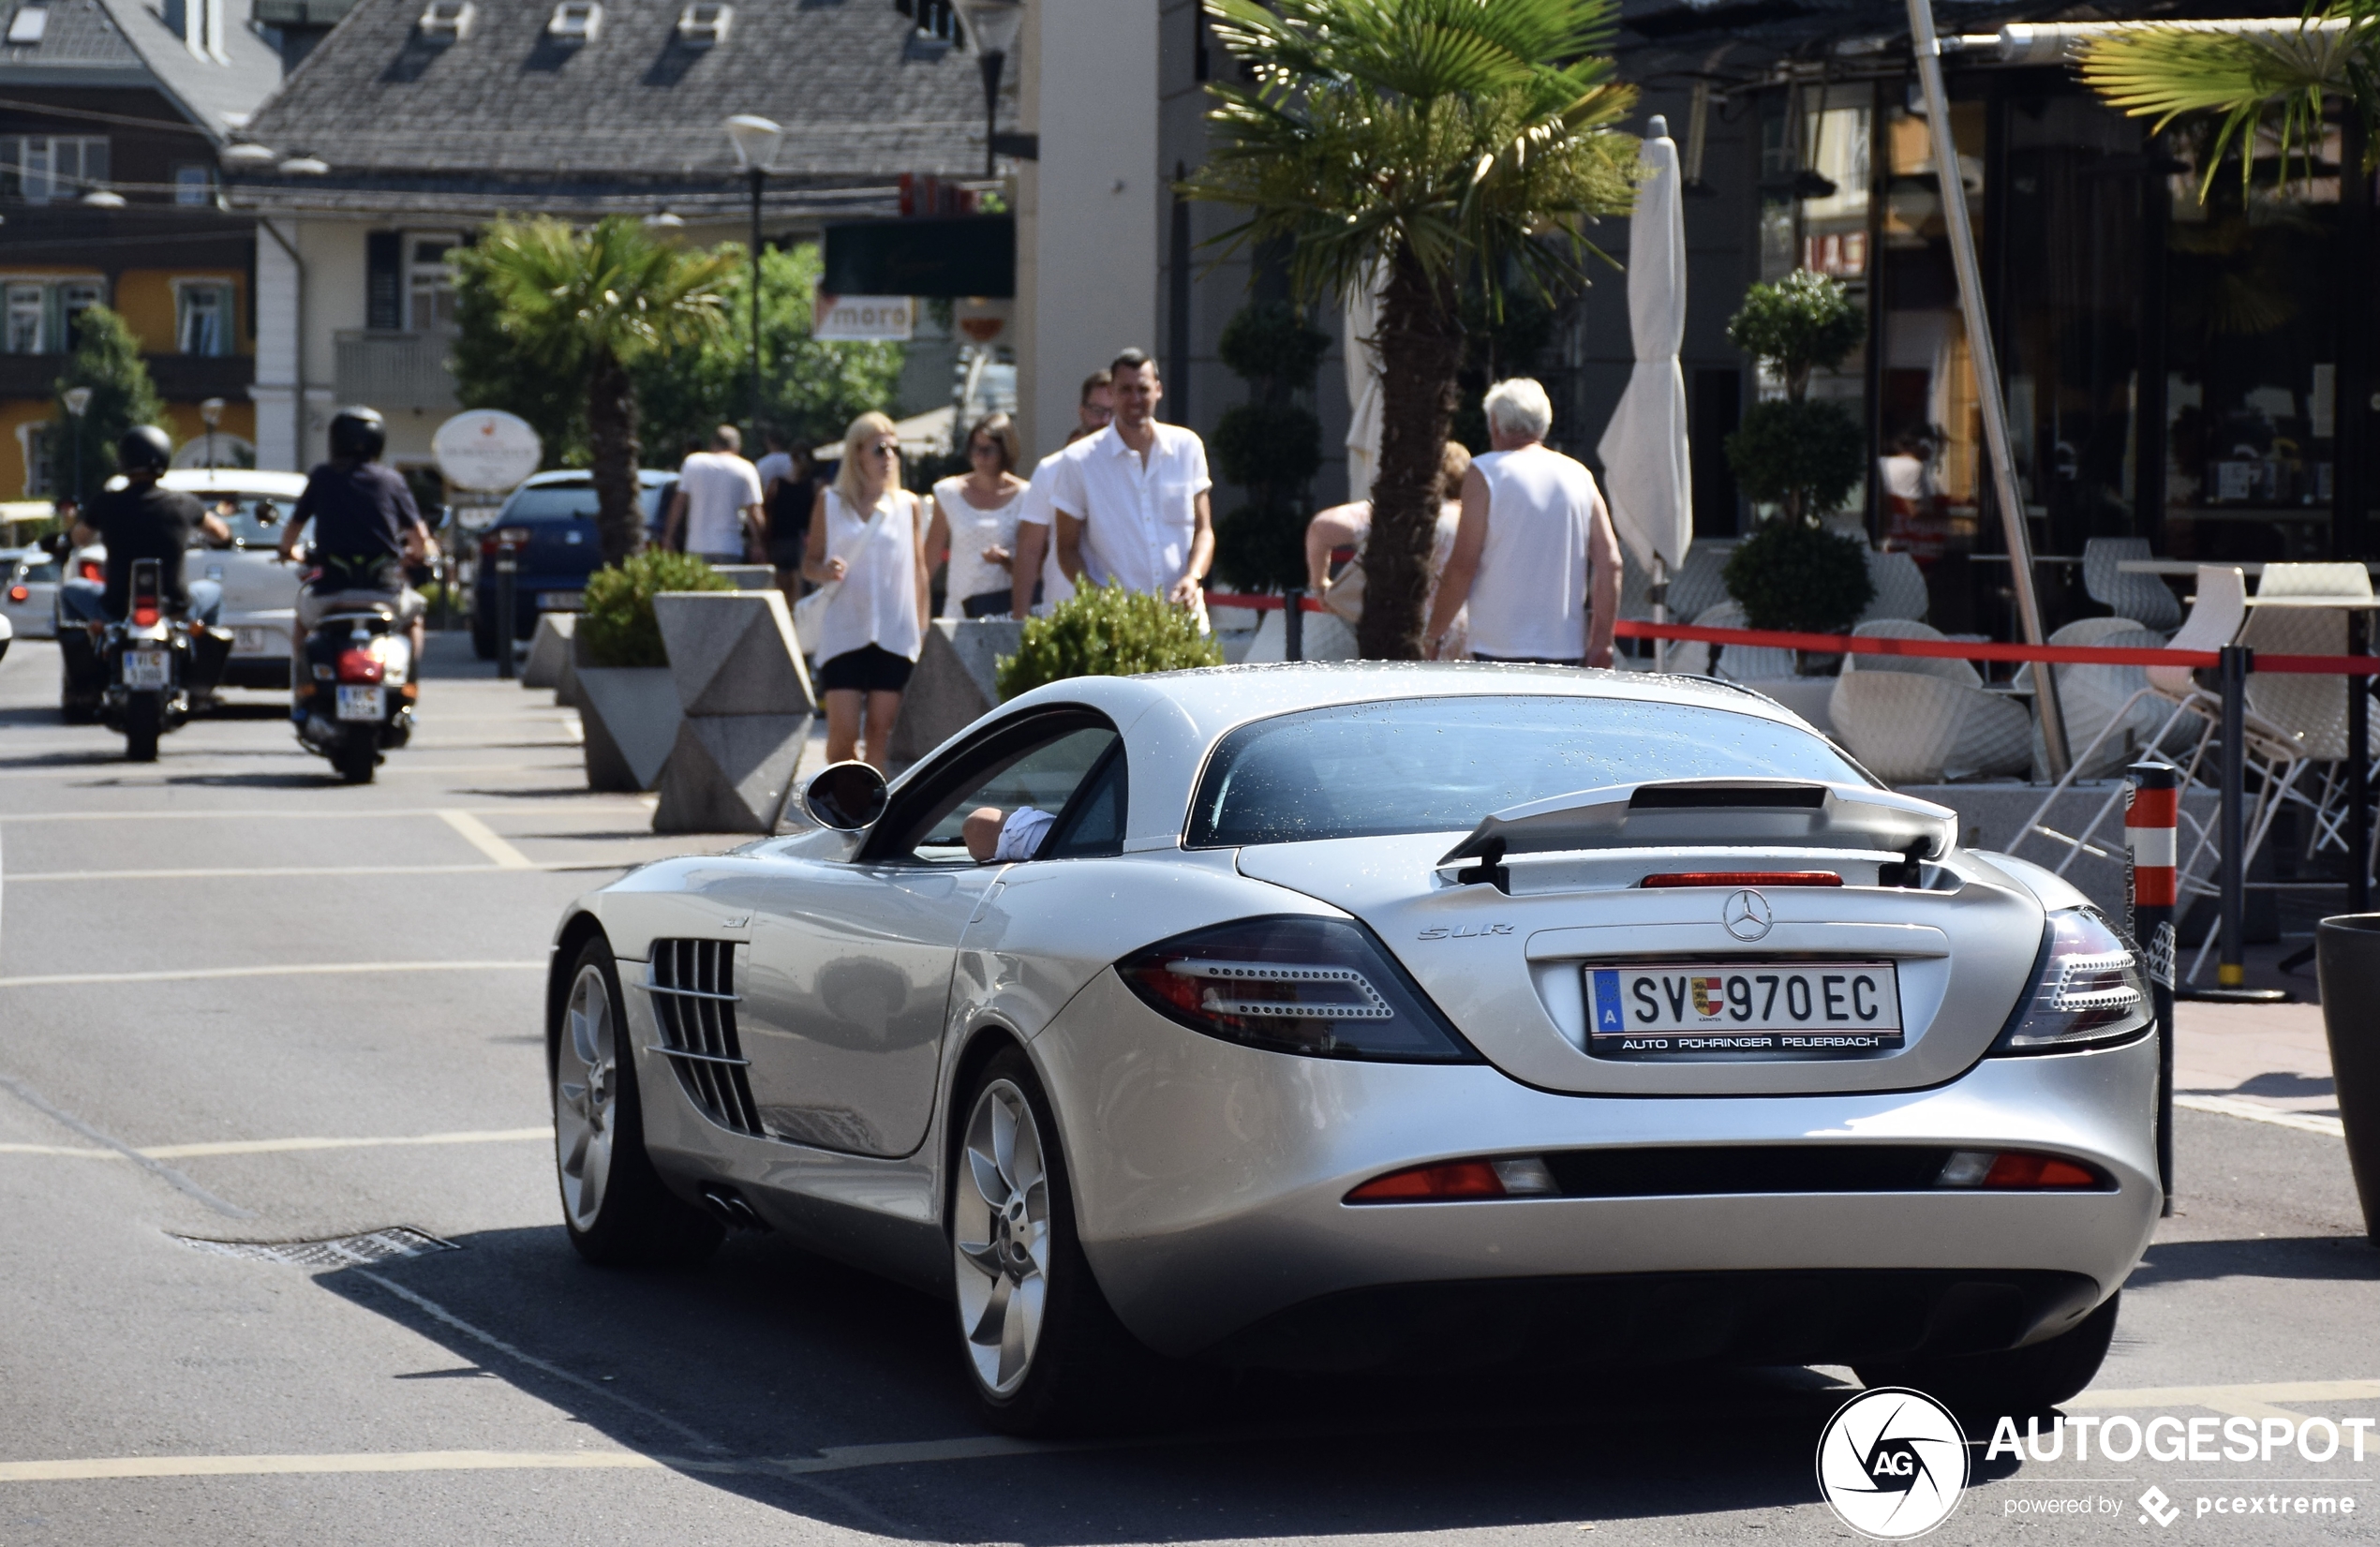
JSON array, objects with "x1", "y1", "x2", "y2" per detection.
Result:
[{"x1": 366, "y1": 231, "x2": 403, "y2": 331}]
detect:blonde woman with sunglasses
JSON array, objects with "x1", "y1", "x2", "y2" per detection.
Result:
[{"x1": 802, "y1": 412, "x2": 930, "y2": 769}]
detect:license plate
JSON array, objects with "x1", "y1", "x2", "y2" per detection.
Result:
[
  {"x1": 335, "y1": 685, "x2": 386, "y2": 721},
  {"x1": 122, "y1": 649, "x2": 170, "y2": 689},
  {"x1": 537, "y1": 591, "x2": 584, "y2": 611},
  {"x1": 232, "y1": 626, "x2": 274, "y2": 656},
  {"x1": 1584, "y1": 961, "x2": 1903, "y2": 1058}
]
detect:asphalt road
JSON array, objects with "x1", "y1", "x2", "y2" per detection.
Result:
[{"x1": 1, "y1": 632, "x2": 2375, "y2": 1546}]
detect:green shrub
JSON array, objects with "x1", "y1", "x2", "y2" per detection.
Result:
[
  {"x1": 580, "y1": 550, "x2": 733, "y2": 667},
  {"x1": 1723, "y1": 397, "x2": 1867, "y2": 524},
  {"x1": 996, "y1": 583, "x2": 1224, "y2": 700},
  {"x1": 1725, "y1": 270, "x2": 1866, "y2": 402},
  {"x1": 1722, "y1": 521, "x2": 1875, "y2": 635},
  {"x1": 1212, "y1": 402, "x2": 1323, "y2": 492}
]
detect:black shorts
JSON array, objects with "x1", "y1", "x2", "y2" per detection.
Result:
[{"x1": 815, "y1": 643, "x2": 915, "y2": 694}]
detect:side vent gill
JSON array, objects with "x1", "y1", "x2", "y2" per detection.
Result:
[{"x1": 644, "y1": 939, "x2": 762, "y2": 1137}]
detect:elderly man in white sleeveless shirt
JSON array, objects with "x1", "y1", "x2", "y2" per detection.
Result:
[{"x1": 1423, "y1": 378, "x2": 1622, "y2": 668}]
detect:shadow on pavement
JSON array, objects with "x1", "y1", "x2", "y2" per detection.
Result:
[
  {"x1": 2126, "y1": 1235, "x2": 2380, "y2": 1289},
  {"x1": 312, "y1": 1223, "x2": 1843, "y2": 1540}
]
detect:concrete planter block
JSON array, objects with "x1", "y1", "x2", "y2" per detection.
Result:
[
  {"x1": 712, "y1": 565, "x2": 776, "y2": 591},
  {"x1": 653, "y1": 590, "x2": 815, "y2": 717},
  {"x1": 885, "y1": 618, "x2": 1023, "y2": 766},
  {"x1": 523, "y1": 612, "x2": 575, "y2": 690},
  {"x1": 575, "y1": 666, "x2": 680, "y2": 791},
  {"x1": 1242, "y1": 607, "x2": 1358, "y2": 662},
  {"x1": 651, "y1": 712, "x2": 812, "y2": 833}
]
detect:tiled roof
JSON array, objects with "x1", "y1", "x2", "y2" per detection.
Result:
[
  {"x1": 0, "y1": 0, "x2": 285, "y2": 143},
  {"x1": 239, "y1": 0, "x2": 989, "y2": 184},
  {"x1": 0, "y1": 0, "x2": 141, "y2": 70}
]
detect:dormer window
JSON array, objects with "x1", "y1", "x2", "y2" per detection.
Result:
[
  {"x1": 418, "y1": 0, "x2": 472, "y2": 41},
  {"x1": 6, "y1": 7, "x2": 49, "y2": 45},
  {"x1": 547, "y1": 1, "x2": 599, "y2": 40},
  {"x1": 676, "y1": 2, "x2": 729, "y2": 46}
]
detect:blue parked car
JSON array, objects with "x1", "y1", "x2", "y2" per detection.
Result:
[{"x1": 471, "y1": 469, "x2": 675, "y2": 659}]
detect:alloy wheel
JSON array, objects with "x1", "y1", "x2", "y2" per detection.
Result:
[
  {"x1": 953, "y1": 1078, "x2": 1050, "y2": 1396},
  {"x1": 555, "y1": 962, "x2": 617, "y2": 1232}
]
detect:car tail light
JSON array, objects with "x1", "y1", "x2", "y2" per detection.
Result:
[
  {"x1": 480, "y1": 526, "x2": 534, "y2": 557},
  {"x1": 1116, "y1": 915, "x2": 1480, "y2": 1063},
  {"x1": 1936, "y1": 1150, "x2": 2107, "y2": 1189},
  {"x1": 1642, "y1": 871, "x2": 1842, "y2": 888},
  {"x1": 7, "y1": 584, "x2": 24, "y2": 602},
  {"x1": 336, "y1": 647, "x2": 384, "y2": 684},
  {"x1": 78, "y1": 559, "x2": 103, "y2": 583},
  {"x1": 1989, "y1": 907, "x2": 2149, "y2": 1054},
  {"x1": 129, "y1": 558, "x2": 161, "y2": 627},
  {"x1": 1346, "y1": 1156, "x2": 1558, "y2": 1203}
]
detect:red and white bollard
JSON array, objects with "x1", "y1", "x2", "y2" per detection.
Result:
[{"x1": 2127, "y1": 762, "x2": 2179, "y2": 1215}]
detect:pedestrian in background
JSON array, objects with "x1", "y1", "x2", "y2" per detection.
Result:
[
  {"x1": 802, "y1": 411, "x2": 929, "y2": 771},
  {"x1": 1306, "y1": 439, "x2": 1474, "y2": 657},
  {"x1": 1424, "y1": 378, "x2": 1620, "y2": 668},
  {"x1": 928, "y1": 413, "x2": 1029, "y2": 618},
  {"x1": 1010, "y1": 369, "x2": 1113, "y2": 618},
  {"x1": 763, "y1": 439, "x2": 819, "y2": 607},
  {"x1": 1048, "y1": 349, "x2": 1212, "y2": 617},
  {"x1": 662, "y1": 424, "x2": 765, "y2": 567}
]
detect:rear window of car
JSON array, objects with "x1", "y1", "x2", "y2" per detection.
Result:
[
  {"x1": 500, "y1": 484, "x2": 663, "y2": 522},
  {"x1": 1185, "y1": 694, "x2": 1871, "y2": 847},
  {"x1": 18, "y1": 558, "x2": 58, "y2": 582}
]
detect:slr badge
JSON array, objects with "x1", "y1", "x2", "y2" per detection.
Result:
[{"x1": 1722, "y1": 889, "x2": 1773, "y2": 942}]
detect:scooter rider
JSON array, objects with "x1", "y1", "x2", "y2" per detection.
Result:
[
  {"x1": 276, "y1": 406, "x2": 430, "y2": 717},
  {"x1": 58, "y1": 426, "x2": 231, "y2": 629}
]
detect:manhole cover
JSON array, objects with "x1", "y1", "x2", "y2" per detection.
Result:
[{"x1": 171, "y1": 1227, "x2": 457, "y2": 1268}]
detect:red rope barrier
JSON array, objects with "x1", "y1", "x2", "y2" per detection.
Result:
[
  {"x1": 1205, "y1": 591, "x2": 1328, "y2": 613},
  {"x1": 1613, "y1": 618, "x2": 2380, "y2": 676}
]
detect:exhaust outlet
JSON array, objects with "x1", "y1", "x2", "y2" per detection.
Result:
[{"x1": 697, "y1": 1183, "x2": 767, "y2": 1230}]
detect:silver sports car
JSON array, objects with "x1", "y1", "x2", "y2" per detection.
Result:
[{"x1": 545, "y1": 664, "x2": 2158, "y2": 1433}]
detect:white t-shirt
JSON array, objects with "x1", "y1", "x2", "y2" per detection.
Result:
[
  {"x1": 1466, "y1": 444, "x2": 1609, "y2": 662},
  {"x1": 754, "y1": 451, "x2": 794, "y2": 491},
  {"x1": 677, "y1": 452, "x2": 764, "y2": 557},
  {"x1": 1016, "y1": 452, "x2": 1076, "y2": 616},
  {"x1": 811, "y1": 486, "x2": 923, "y2": 663},
  {"x1": 1046, "y1": 423, "x2": 1212, "y2": 596}
]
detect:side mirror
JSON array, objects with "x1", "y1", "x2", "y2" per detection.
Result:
[
  {"x1": 253, "y1": 500, "x2": 281, "y2": 528},
  {"x1": 803, "y1": 760, "x2": 888, "y2": 831}
]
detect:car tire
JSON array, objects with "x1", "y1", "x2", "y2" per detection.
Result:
[
  {"x1": 950, "y1": 1048, "x2": 1154, "y2": 1436},
  {"x1": 552, "y1": 936, "x2": 723, "y2": 1268},
  {"x1": 1854, "y1": 1290, "x2": 2120, "y2": 1418}
]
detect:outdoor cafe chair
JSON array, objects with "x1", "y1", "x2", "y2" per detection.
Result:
[
  {"x1": 2082, "y1": 536, "x2": 2182, "y2": 632},
  {"x1": 1857, "y1": 549, "x2": 1931, "y2": 625},
  {"x1": 1828, "y1": 620, "x2": 2030, "y2": 782}
]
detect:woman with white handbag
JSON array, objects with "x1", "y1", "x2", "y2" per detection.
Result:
[{"x1": 798, "y1": 411, "x2": 930, "y2": 771}]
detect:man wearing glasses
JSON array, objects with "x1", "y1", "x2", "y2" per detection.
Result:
[
  {"x1": 1047, "y1": 350, "x2": 1214, "y2": 619},
  {"x1": 1009, "y1": 369, "x2": 1113, "y2": 618}
]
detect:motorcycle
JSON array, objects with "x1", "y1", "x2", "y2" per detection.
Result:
[
  {"x1": 89, "y1": 558, "x2": 231, "y2": 762},
  {"x1": 293, "y1": 597, "x2": 415, "y2": 783}
]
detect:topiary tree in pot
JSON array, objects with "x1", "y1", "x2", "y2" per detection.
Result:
[
  {"x1": 1719, "y1": 271, "x2": 1874, "y2": 660},
  {"x1": 1210, "y1": 301, "x2": 1331, "y2": 593},
  {"x1": 996, "y1": 583, "x2": 1225, "y2": 700}
]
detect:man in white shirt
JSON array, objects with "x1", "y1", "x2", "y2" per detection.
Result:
[
  {"x1": 1049, "y1": 350, "x2": 1213, "y2": 608},
  {"x1": 1009, "y1": 369, "x2": 1113, "y2": 618},
  {"x1": 662, "y1": 424, "x2": 766, "y2": 565},
  {"x1": 1424, "y1": 378, "x2": 1621, "y2": 667}
]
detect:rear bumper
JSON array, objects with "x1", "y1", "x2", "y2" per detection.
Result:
[{"x1": 1031, "y1": 972, "x2": 2161, "y2": 1361}]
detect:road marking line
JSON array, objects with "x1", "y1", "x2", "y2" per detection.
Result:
[
  {"x1": 0, "y1": 807, "x2": 648, "y2": 824},
  {"x1": 438, "y1": 810, "x2": 536, "y2": 869},
  {"x1": 2174, "y1": 1093, "x2": 2345, "y2": 1138},
  {"x1": 0, "y1": 1072, "x2": 252, "y2": 1219},
  {"x1": 143, "y1": 1128, "x2": 552, "y2": 1159},
  {"x1": 9, "y1": 865, "x2": 521, "y2": 882},
  {"x1": 0, "y1": 1450, "x2": 661, "y2": 1482},
  {"x1": 0, "y1": 763, "x2": 584, "y2": 781},
  {"x1": 0, "y1": 960, "x2": 543, "y2": 989}
]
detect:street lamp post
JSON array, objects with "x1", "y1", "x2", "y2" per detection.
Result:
[
  {"x1": 723, "y1": 114, "x2": 784, "y2": 444},
  {"x1": 957, "y1": 1, "x2": 1025, "y2": 180},
  {"x1": 63, "y1": 385, "x2": 92, "y2": 510},
  {"x1": 201, "y1": 397, "x2": 225, "y2": 471}
]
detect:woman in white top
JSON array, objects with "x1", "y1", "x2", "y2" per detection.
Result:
[
  {"x1": 802, "y1": 411, "x2": 930, "y2": 771},
  {"x1": 1304, "y1": 440, "x2": 1475, "y2": 657},
  {"x1": 925, "y1": 412, "x2": 1030, "y2": 617}
]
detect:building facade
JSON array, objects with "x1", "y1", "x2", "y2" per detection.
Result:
[{"x1": 0, "y1": 0, "x2": 285, "y2": 496}]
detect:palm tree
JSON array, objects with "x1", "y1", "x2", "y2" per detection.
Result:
[
  {"x1": 456, "y1": 216, "x2": 736, "y2": 563},
  {"x1": 2077, "y1": 6, "x2": 2377, "y2": 195},
  {"x1": 1182, "y1": 0, "x2": 1640, "y2": 659}
]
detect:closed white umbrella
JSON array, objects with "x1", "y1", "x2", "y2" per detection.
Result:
[
  {"x1": 1344, "y1": 264, "x2": 1384, "y2": 502},
  {"x1": 1596, "y1": 115, "x2": 1692, "y2": 668}
]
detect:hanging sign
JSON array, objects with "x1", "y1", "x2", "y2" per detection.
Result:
[
  {"x1": 431, "y1": 409, "x2": 542, "y2": 492},
  {"x1": 812, "y1": 292, "x2": 915, "y2": 342}
]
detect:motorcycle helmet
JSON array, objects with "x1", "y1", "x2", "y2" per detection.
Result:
[
  {"x1": 328, "y1": 406, "x2": 387, "y2": 461},
  {"x1": 116, "y1": 424, "x2": 173, "y2": 473}
]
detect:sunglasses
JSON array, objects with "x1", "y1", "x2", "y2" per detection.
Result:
[
  {"x1": 968, "y1": 441, "x2": 1002, "y2": 458},
  {"x1": 869, "y1": 443, "x2": 899, "y2": 457}
]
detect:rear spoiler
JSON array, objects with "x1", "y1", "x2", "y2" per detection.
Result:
[{"x1": 1435, "y1": 780, "x2": 1958, "y2": 871}]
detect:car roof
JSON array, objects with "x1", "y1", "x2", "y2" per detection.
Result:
[
  {"x1": 518, "y1": 469, "x2": 675, "y2": 488},
  {"x1": 161, "y1": 469, "x2": 311, "y2": 497},
  {"x1": 967, "y1": 663, "x2": 1820, "y2": 853}
]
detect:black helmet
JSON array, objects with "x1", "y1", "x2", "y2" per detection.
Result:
[
  {"x1": 116, "y1": 424, "x2": 173, "y2": 473},
  {"x1": 329, "y1": 405, "x2": 386, "y2": 461}
]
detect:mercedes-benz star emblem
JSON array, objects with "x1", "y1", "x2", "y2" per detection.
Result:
[{"x1": 1723, "y1": 889, "x2": 1774, "y2": 942}]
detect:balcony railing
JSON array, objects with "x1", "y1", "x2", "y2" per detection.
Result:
[{"x1": 333, "y1": 330, "x2": 458, "y2": 412}]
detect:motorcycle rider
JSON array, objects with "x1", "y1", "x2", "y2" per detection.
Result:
[
  {"x1": 58, "y1": 425, "x2": 231, "y2": 630},
  {"x1": 275, "y1": 406, "x2": 430, "y2": 718}
]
